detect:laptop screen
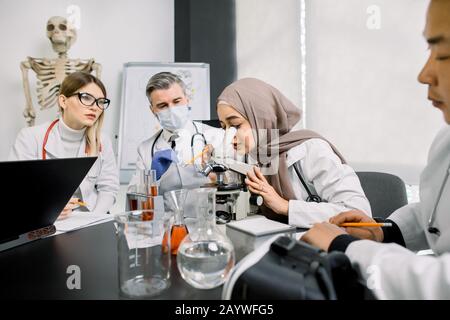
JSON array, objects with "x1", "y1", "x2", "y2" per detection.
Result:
[{"x1": 0, "y1": 157, "x2": 97, "y2": 243}]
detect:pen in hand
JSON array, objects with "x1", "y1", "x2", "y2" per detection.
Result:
[
  {"x1": 188, "y1": 145, "x2": 211, "y2": 165},
  {"x1": 77, "y1": 200, "x2": 87, "y2": 207},
  {"x1": 339, "y1": 222, "x2": 392, "y2": 227},
  {"x1": 58, "y1": 198, "x2": 85, "y2": 220},
  {"x1": 69, "y1": 198, "x2": 87, "y2": 207}
]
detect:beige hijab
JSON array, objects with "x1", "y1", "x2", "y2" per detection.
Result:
[{"x1": 218, "y1": 78, "x2": 346, "y2": 221}]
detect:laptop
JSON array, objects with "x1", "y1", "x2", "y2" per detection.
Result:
[{"x1": 0, "y1": 157, "x2": 97, "y2": 251}]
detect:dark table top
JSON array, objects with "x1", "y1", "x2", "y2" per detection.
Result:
[{"x1": 0, "y1": 221, "x2": 222, "y2": 299}]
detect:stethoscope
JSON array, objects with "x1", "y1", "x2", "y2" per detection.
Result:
[
  {"x1": 151, "y1": 121, "x2": 207, "y2": 159},
  {"x1": 427, "y1": 162, "x2": 450, "y2": 236},
  {"x1": 42, "y1": 119, "x2": 102, "y2": 159},
  {"x1": 293, "y1": 163, "x2": 322, "y2": 203}
]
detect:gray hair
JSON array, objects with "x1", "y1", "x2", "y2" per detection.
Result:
[{"x1": 145, "y1": 72, "x2": 187, "y2": 103}]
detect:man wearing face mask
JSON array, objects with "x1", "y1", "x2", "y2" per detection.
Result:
[{"x1": 128, "y1": 72, "x2": 224, "y2": 195}]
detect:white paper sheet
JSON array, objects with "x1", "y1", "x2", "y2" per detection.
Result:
[
  {"x1": 125, "y1": 232, "x2": 164, "y2": 250},
  {"x1": 54, "y1": 212, "x2": 113, "y2": 233},
  {"x1": 226, "y1": 214, "x2": 296, "y2": 236}
]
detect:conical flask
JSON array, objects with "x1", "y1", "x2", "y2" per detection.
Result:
[
  {"x1": 162, "y1": 189, "x2": 189, "y2": 255},
  {"x1": 176, "y1": 188, "x2": 235, "y2": 289}
]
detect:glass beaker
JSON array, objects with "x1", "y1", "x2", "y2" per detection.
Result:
[
  {"x1": 162, "y1": 189, "x2": 189, "y2": 255},
  {"x1": 177, "y1": 188, "x2": 235, "y2": 289},
  {"x1": 115, "y1": 210, "x2": 170, "y2": 298}
]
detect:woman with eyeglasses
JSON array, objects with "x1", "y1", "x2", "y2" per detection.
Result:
[{"x1": 9, "y1": 71, "x2": 119, "y2": 219}]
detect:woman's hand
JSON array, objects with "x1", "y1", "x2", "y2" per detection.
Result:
[
  {"x1": 245, "y1": 167, "x2": 289, "y2": 215},
  {"x1": 302, "y1": 222, "x2": 347, "y2": 251},
  {"x1": 329, "y1": 210, "x2": 384, "y2": 242},
  {"x1": 57, "y1": 197, "x2": 80, "y2": 220}
]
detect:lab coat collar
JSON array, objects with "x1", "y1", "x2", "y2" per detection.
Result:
[
  {"x1": 161, "y1": 121, "x2": 196, "y2": 142},
  {"x1": 43, "y1": 121, "x2": 63, "y2": 158}
]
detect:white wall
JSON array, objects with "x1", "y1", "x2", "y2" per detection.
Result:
[
  {"x1": 305, "y1": 0, "x2": 442, "y2": 184},
  {"x1": 237, "y1": 0, "x2": 443, "y2": 185},
  {"x1": 236, "y1": 0, "x2": 303, "y2": 127},
  {"x1": 0, "y1": 0, "x2": 174, "y2": 160}
]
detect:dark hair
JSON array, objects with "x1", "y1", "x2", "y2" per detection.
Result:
[{"x1": 60, "y1": 71, "x2": 107, "y2": 98}]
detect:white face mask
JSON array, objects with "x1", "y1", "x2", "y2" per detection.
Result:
[{"x1": 156, "y1": 105, "x2": 190, "y2": 131}]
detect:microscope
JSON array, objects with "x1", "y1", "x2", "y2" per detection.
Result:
[{"x1": 201, "y1": 157, "x2": 263, "y2": 223}]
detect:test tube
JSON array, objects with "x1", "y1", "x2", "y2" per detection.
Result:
[
  {"x1": 137, "y1": 167, "x2": 146, "y2": 195},
  {"x1": 141, "y1": 169, "x2": 158, "y2": 220},
  {"x1": 148, "y1": 169, "x2": 158, "y2": 196}
]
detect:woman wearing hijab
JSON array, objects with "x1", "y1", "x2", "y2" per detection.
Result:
[{"x1": 216, "y1": 78, "x2": 371, "y2": 227}]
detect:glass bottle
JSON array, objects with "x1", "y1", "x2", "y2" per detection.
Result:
[
  {"x1": 162, "y1": 189, "x2": 189, "y2": 255},
  {"x1": 177, "y1": 188, "x2": 235, "y2": 289}
]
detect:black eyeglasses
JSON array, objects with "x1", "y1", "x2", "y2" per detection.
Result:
[{"x1": 69, "y1": 92, "x2": 110, "y2": 110}]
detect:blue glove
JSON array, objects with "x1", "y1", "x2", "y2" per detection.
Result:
[{"x1": 151, "y1": 149, "x2": 178, "y2": 180}]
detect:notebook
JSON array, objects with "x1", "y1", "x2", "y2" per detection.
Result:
[{"x1": 226, "y1": 214, "x2": 296, "y2": 237}]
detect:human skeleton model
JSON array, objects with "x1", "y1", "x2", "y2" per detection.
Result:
[{"x1": 20, "y1": 16, "x2": 101, "y2": 126}]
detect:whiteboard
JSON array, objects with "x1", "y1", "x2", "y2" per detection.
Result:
[{"x1": 118, "y1": 62, "x2": 210, "y2": 183}]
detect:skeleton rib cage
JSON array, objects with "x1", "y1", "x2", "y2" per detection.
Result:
[{"x1": 28, "y1": 57, "x2": 96, "y2": 110}]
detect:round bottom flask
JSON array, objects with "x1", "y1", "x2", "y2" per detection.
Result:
[{"x1": 177, "y1": 188, "x2": 235, "y2": 289}]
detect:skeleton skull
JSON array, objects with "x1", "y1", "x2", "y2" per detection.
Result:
[{"x1": 46, "y1": 16, "x2": 77, "y2": 54}]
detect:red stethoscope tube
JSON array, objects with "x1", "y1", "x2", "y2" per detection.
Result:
[{"x1": 42, "y1": 119, "x2": 101, "y2": 159}]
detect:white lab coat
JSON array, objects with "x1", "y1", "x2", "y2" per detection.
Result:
[
  {"x1": 128, "y1": 121, "x2": 224, "y2": 195},
  {"x1": 9, "y1": 121, "x2": 120, "y2": 214},
  {"x1": 345, "y1": 126, "x2": 450, "y2": 299},
  {"x1": 286, "y1": 138, "x2": 372, "y2": 227}
]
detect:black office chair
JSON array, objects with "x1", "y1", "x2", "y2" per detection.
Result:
[{"x1": 356, "y1": 171, "x2": 408, "y2": 220}]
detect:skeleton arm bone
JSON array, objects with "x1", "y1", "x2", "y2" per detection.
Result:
[{"x1": 20, "y1": 59, "x2": 35, "y2": 127}]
